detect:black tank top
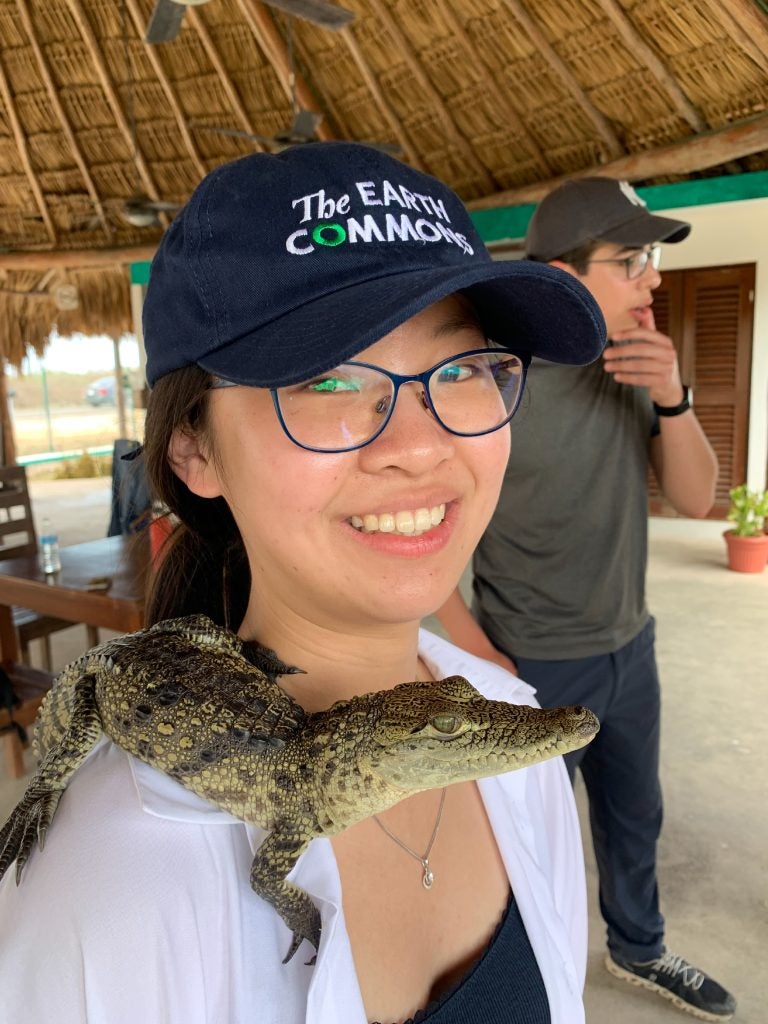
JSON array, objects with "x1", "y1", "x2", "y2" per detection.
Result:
[{"x1": 378, "y1": 891, "x2": 552, "y2": 1024}]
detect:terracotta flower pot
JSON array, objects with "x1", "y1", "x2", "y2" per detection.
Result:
[{"x1": 723, "y1": 529, "x2": 768, "y2": 573}]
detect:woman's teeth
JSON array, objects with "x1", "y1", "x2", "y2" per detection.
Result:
[{"x1": 350, "y1": 504, "x2": 446, "y2": 536}]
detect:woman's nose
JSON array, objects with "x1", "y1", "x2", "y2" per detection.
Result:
[{"x1": 359, "y1": 381, "x2": 454, "y2": 471}]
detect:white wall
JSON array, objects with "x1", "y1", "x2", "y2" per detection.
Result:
[{"x1": 657, "y1": 196, "x2": 768, "y2": 490}]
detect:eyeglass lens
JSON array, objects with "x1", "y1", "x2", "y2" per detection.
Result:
[
  {"x1": 274, "y1": 350, "x2": 525, "y2": 452},
  {"x1": 628, "y1": 245, "x2": 661, "y2": 279}
]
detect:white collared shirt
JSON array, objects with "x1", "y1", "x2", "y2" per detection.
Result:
[{"x1": 0, "y1": 631, "x2": 587, "y2": 1023}]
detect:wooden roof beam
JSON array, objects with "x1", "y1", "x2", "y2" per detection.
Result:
[
  {"x1": 595, "y1": 0, "x2": 706, "y2": 132},
  {"x1": 500, "y1": 0, "x2": 624, "y2": 162},
  {"x1": 124, "y1": 0, "x2": 207, "y2": 180},
  {"x1": 367, "y1": 0, "x2": 498, "y2": 192},
  {"x1": 468, "y1": 112, "x2": 768, "y2": 209},
  {"x1": 64, "y1": 0, "x2": 169, "y2": 223},
  {"x1": 0, "y1": 53, "x2": 56, "y2": 244},
  {"x1": 187, "y1": 6, "x2": 265, "y2": 150},
  {"x1": 0, "y1": 245, "x2": 157, "y2": 271},
  {"x1": 338, "y1": 24, "x2": 421, "y2": 167},
  {"x1": 236, "y1": 0, "x2": 334, "y2": 141},
  {"x1": 14, "y1": 0, "x2": 111, "y2": 240},
  {"x1": 434, "y1": 0, "x2": 555, "y2": 179}
]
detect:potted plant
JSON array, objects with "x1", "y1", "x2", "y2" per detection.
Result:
[{"x1": 724, "y1": 484, "x2": 768, "y2": 572}]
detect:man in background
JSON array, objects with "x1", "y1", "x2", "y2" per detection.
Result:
[{"x1": 438, "y1": 177, "x2": 736, "y2": 1020}]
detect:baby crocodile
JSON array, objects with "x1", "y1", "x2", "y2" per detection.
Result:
[{"x1": 0, "y1": 615, "x2": 598, "y2": 962}]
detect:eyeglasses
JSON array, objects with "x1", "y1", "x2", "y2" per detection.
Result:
[
  {"x1": 586, "y1": 244, "x2": 662, "y2": 280},
  {"x1": 209, "y1": 348, "x2": 528, "y2": 453}
]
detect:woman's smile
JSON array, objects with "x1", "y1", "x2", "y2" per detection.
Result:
[{"x1": 349, "y1": 502, "x2": 447, "y2": 536}]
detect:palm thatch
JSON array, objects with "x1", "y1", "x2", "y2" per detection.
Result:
[{"x1": 1, "y1": 0, "x2": 767, "y2": 360}]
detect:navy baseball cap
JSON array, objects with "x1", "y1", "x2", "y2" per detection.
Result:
[
  {"x1": 526, "y1": 177, "x2": 691, "y2": 261},
  {"x1": 143, "y1": 143, "x2": 606, "y2": 388}
]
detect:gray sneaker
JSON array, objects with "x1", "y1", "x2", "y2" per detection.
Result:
[{"x1": 605, "y1": 950, "x2": 736, "y2": 1021}]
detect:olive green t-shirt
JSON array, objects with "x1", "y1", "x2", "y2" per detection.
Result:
[{"x1": 472, "y1": 357, "x2": 656, "y2": 660}]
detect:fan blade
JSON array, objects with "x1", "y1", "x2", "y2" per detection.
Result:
[
  {"x1": 145, "y1": 200, "x2": 183, "y2": 212},
  {"x1": 145, "y1": 0, "x2": 187, "y2": 44},
  {"x1": 263, "y1": 0, "x2": 354, "y2": 30}
]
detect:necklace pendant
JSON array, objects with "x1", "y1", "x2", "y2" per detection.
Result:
[{"x1": 422, "y1": 860, "x2": 435, "y2": 890}]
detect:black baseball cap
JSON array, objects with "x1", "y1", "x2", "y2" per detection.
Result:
[
  {"x1": 143, "y1": 143, "x2": 606, "y2": 388},
  {"x1": 525, "y1": 176, "x2": 691, "y2": 262}
]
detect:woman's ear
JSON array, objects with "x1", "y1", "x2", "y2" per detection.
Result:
[{"x1": 168, "y1": 427, "x2": 223, "y2": 498}]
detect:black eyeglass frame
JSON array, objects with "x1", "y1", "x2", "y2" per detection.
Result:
[
  {"x1": 585, "y1": 243, "x2": 662, "y2": 280},
  {"x1": 209, "y1": 347, "x2": 530, "y2": 454}
]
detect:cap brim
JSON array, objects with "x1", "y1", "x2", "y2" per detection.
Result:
[
  {"x1": 599, "y1": 211, "x2": 691, "y2": 249},
  {"x1": 197, "y1": 260, "x2": 606, "y2": 387}
]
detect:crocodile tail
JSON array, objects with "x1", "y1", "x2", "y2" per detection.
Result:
[{"x1": 0, "y1": 671, "x2": 103, "y2": 884}]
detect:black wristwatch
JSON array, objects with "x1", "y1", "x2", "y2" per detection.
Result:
[{"x1": 653, "y1": 386, "x2": 690, "y2": 417}]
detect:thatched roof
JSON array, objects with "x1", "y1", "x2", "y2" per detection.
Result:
[{"x1": 1, "y1": 0, "x2": 768, "y2": 361}]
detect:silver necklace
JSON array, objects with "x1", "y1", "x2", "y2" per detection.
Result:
[{"x1": 373, "y1": 788, "x2": 447, "y2": 890}]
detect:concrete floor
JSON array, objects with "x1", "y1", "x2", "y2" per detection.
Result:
[{"x1": 3, "y1": 480, "x2": 766, "y2": 1022}]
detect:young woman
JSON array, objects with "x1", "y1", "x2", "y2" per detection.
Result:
[{"x1": 0, "y1": 144, "x2": 604, "y2": 1024}]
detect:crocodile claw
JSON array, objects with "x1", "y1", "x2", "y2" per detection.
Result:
[{"x1": 0, "y1": 786, "x2": 63, "y2": 885}]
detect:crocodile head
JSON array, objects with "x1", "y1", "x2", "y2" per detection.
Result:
[
  {"x1": 359, "y1": 676, "x2": 598, "y2": 791},
  {"x1": 311, "y1": 676, "x2": 598, "y2": 817}
]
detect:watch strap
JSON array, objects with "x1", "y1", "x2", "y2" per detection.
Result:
[{"x1": 654, "y1": 386, "x2": 690, "y2": 417}]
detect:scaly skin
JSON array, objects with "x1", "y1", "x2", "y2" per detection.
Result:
[{"x1": 0, "y1": 615, "x2": 599, "y2": 962}]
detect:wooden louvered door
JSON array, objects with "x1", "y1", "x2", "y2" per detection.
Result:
[{"x1": 649, "y1": 264, "x2": 755, "y2": 518}]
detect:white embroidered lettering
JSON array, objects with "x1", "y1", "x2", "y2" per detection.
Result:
[
  {"x1": 398, "y1": 186, "x2": 420, "y2": 212},
  {"x1": 414, "y1": 218, "x2": 442, "y2": 242},
  {"x1": 347, "y1": 215, "x2": 386, "y2": 243},
  {"x1": 385, "y1": 213, "x2": 420, "y2": 242},
  {"x1": 356, "y1": 181, "x2": 382, "y2": 206},
  {"x1": 286, "y1": 229, "x2": 314, "y2": 255},
  {"x1": 381, "y1": 180, "x2": 406, "y2": 208}
]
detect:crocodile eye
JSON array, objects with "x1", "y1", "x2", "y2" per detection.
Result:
[{"x1": 430, "y1": 714, "x2": 460, "y2": 734}]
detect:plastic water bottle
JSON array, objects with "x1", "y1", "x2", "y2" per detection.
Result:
[{"x1": 39, "y1": 517, "x2": 62, "y2": 574}]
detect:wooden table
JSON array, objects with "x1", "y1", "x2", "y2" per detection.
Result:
[
  {"x1": 0, "y1": 532, "x2": 150, "y2": 663},
  {"x1": 0, "y1": 533, "x2": 150, "y2": 776}
]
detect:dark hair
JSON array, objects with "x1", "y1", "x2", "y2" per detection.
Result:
[
  {"x1": 528, "y1": 239, "x2": 602, "y2": 275},
  {"x1": 143, "y1": 366, "x2": 250, "y2": 629}
]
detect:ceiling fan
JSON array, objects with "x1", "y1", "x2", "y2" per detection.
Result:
[
  {"x1": 190, "y1": 15, "x2": 400, "y2": 155},
  {"x1": 145, "y1": 0, "x2": 354, "y2": 45}
]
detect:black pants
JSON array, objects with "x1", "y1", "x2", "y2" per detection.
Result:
[{"x1": 514, "y1": 619, "x2": 664, "y2": 963}]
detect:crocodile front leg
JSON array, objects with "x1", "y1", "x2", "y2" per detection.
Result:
[
  {"x1": 0, "y1": 674, "x2": 102, "y2": 883},
  {"x1": 249, "y1": 822, "x2": 320, "y2": 964}
]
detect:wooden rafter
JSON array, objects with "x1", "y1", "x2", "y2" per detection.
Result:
[
  {"x1": 367, "y1": 0, "x2": 497, "y2": 192},
  {"x1": 339, "y1": 25, "x2": 421, "y2": 167},
  {"x1": 14, "y1": 0, "x2": 111, "y2": 239},
  {"x1": 236, "y1": 0, "x2": 334, "y2": 141},
  {"x1": 468, "y1": 112, "x2": 768, "y2": 210},
  {"x1": 0, "y1": 52, "x2": 56, "y2": 244},
  {"x1": 187, "y1": 6, "x2": 264, "y2": 149},
  {"x1": 433, "y1": 0, "x2": 555, "y2": 179},
  {"x1": 713, "y1": 0, "x2": 768, "y2": 77},
  {"x1": 0, "y1": 245, "x2": 157, "y2": 271},
  {"x1": 500, "y1": 0, "x2": 624, "y2": 161},
  {"x1": 124, "y1": 0, "x2": 207, "y2": 180},
  {"x1": 64, "y1": 0, "x2": 168, "y2": 220},
  {"x1": 594, "y1": 0, "x2": 706, "y2": 132}
]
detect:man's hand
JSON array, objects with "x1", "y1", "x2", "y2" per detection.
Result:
[{"x1": 603, "y1": 306, "x2": 684, "y2": 407}]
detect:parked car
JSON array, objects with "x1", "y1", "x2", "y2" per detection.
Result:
[{"x1": 85, "y1": 375, "x2": 116, "y2": 406}]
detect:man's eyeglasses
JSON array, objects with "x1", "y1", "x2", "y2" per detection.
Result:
[
  {"x1": 586, "y1": 244, "x2": 661, "y2": 280},
  {"x1": 209, "y1": 348, "x2": 528, "y2": 453}
]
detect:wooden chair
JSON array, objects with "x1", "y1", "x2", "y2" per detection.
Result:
[
  {"x1": 0, "y1": 660, "x2": 54, "y2": 777},
  {"x1": 0, "y1": 465, "x2": 98, "y2": 670}
]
